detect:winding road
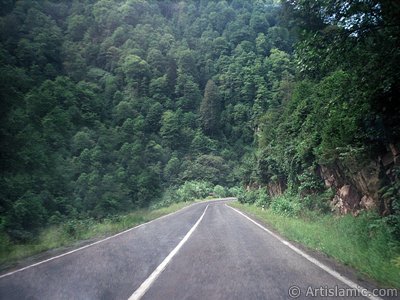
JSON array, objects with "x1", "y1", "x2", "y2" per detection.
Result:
[{"x1": 0, "y1": 199, "x2": 390, "y2": 299}]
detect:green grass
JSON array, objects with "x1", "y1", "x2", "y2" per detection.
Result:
[
  {"x1": 0, "y1": 200, "x2": 198, "y2": 268},
  {"x1": 230, "y1": 202, "x2": 400, "y2": 289}
]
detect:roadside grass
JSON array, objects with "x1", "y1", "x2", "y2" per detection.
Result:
[
  {"x1": 0, "y1": 200, "x2": 198, "y2": 268},
  {"x1": 230, "y1": 202, "x2": 400, "y2": 289}
]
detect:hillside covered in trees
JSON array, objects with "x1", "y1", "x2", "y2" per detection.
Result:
[{"x1": 0, "y1": 0, "x2": 399, "y2": 248}]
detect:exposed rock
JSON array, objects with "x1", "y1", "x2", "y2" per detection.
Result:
[
  {"x1": 319, "y1": 165, "x2": 346, "y2": 189},
  {"x1": 330, "y1": 195, "x2": 341, "y2": 213},
  {"x1": 380, "y1": 143, "x2": 400, "y2": 166},
  {"x1": 339, "y1": 184, "x2": 360, "y2": 211},
  {"x1": 331, "y1": 185, "x2": 361, "y2": 215},
  {"x1": 318, "y1": 143, "x2": 400, "y2": 216},
  {"x1": 246, "y1": 184, "x2": 262, "y2": 191},
  {"x1": 382, "y1": 198, "x2": 392, "y2": 216},
  {"x1": 267, "y1": 179, "x2": 286, "y2": 197},
  {"x1": 389, "y1": 143, "x2": 400, "y2": 164},
  {"x1": 360, "y1": 195, "x2": 375, "y2": 210},
  {"x1": 389, "y1": 143, "x2": 400, "y2": 157},
  {"x1": 320, "y1": 161, "x2": 382, "y2": 214},
  {"x1": 350, "y1": 161, "x2": 381, "y2": 203}
]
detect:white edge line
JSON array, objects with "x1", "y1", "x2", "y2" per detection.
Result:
[
  {"x1": 225, "y1": 204, "x2": 384, "y2": 300},
  {"x1": 128, "y1": 204, "x2": 209, "y2": 300},
  {"x1": 0, "y1": 199, "x2": 227, "y2": 279}
]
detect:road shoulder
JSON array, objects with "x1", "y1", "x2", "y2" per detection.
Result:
[{"x1": 227, "y1": 202, "x2": 397, "y2": 299}]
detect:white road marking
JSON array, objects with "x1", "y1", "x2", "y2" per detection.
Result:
[
  {"x1": 128, "y1": 204, "x2": 209, "y2": 300},
  {"x1": 226, "y1": 204, "x2": 384, "y2": 300},
  {"x1": 0, "y1": 199, "x2": 226, "y2": 279}
]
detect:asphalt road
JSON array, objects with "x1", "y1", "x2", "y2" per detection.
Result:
[{"x1": 0, "y1": 199, "x2": 385, "y2": 299}]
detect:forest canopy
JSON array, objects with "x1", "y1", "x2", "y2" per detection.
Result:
[{"x1": 0, "y1": 0, "x2": 399, "y2": 242}]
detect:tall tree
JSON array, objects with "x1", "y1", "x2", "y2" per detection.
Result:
[{"x1": 200, "y1": 79, "x2": 221, "y2": 135}]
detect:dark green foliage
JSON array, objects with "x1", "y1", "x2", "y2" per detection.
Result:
[
  {"x1": 4, "y1": 192, "x2": 47, "y2": 241},
  {"x1": 154, "y1": 181, "x2": 231, "y2": 209},
  {"x1": 200, "y1": 80, "x2": 221, "y2": 135},
  {"x1": 380, "y1": 166, "x2": 400, "y2": 240},
  {"x1": 269, "y1": 194, "x2": 302, "y2": 217},
  {"x1": 241, "y1": 0, "x2": 399, "y2": 244},
  {"x1": 301, "y1": 189, "x2": 333, "y2": 215},
  {"x1": 181, "y1": 155, "x2": 230, "y2": 185},
  {"x1": 237, "y1": 188, "x2": 271, "y2": 207},
  {"x1": 160, "y1": 110, "x2": 181, "y2": 148},
  {"x1": 252, "y1": 1, "x2": 399, "y2": 220},
  {"x1": 1, "y1": 0, "x2": 399, "y2": 246},
  {"x1": 1, "y1": 0, "x2": 289, "y2": 241}
]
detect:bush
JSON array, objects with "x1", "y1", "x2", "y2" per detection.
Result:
[
  {"x1": 62, "y1": 219, "x2": 94, "y2": 239},
  {"x1": 380, "y1": 166, "x2": 400, "y2": 241},
  {"x1": 270, "y1": 194, "x2": 303, "y2": 217},
  {"x1": 227, "y1": 186, "x2": 242, "y2": 198},
  {"x1": 152, "y1": 188, "x2": 177, "y2": 209},
  {"x1": 237, "y1": 188, "x2": 270, "y2": 206},
  {"x1": 0, "y1": 232, "x2": 10, "y2": 255},
  {"x1": 155, "y1": 181, "x2": 214, "y2": 208},
  {"x1": 237, "y1": 189, "x2": 256, "y2": 204},
  {"x1": 297, "y1": 171, "x2": 324, "y2": 195},
  {"x1": 175, "y1": 181, "x2": 213, "y2": 201},
  {"x1": 235, "y1": 188, "x2": 247, "y2": 203},
  {"x1": 153, "y1": 181, "x2": 233, "y2": 209},
  {"x1": 301, "y1": 189, "x2": 333, "y2": 214},
  {"x1": 254, "y1": 189, "x2": 271, "y2": 208},
  {"x1": 213, "y1": 185, "x2": 227, "y2": 197},
  {"x1": 4, "y1": 192, "x2": 47, "y2": 241}
]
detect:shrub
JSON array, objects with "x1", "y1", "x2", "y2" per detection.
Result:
[
  {"x1": 236, "y1": 188, "x2": 247, "y2": 203},
  {"x1": 4, "y1": 192, "x2": 47, "y2": 241},
  {"x1": 238, "y1": 189, "x2": 257, "y2": 204},
  {"x1": 301, "y1": 189, "x2": 333, "y2": 214},
  {"x1": 227, "y1": 186, "x2": 242, "y2": 198},
  {"x1": 380, "y1": 166, "x2": 400, "y2": 241},
  {"x1": 254, "y1": 189, "x2": 271, "y2": 208},
  {"x1": 171, "y1": 181, "x2": 214, "y2": 202},
  {"x1": 213, "y1": 185, "x2": 227, "y2": 197},
  {"x1": 63, "y1": 219, "x2": 94, "y2": 239},
  {"x1": 270, "y1": 194, "x2": 303, "y2": 217},
  {"x1": 152, "y1": 187, "x2": 177, "y2": 209},
  {"x1": 237, "y1": 188, "x2": 270, "y2": 206},
  {"x1": 297, "y1": 171, "x2": 324, "y2": 195},
  {"x1": 154, "y1": 181, "x2": 231, "y2": 209}
]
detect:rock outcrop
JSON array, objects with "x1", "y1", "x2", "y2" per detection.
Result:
[
  {"x1": 267, "y1": 178, "x2": 287, "y2": 197},
  {"x1": 320, "y1": 143, "x2": 399, "y2": 215},
  {"x1": 331, "y1": 185, "x2": 361, "y2": 215}
]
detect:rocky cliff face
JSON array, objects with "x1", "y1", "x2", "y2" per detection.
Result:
[
  {"x1": 267, "y1": 178, "x2": 287, "y2": 198},
  {"x1": 260, "y1": 143, "x2": 399, "y2": 217},
  {"x1": 319, "y1": 143, "x2": 399, "y2": 216}
]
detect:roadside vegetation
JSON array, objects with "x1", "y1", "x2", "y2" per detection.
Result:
[
  {"x1": 0, "y1": 181, "x2": 231, "y2": 268},
  {"x1": 0, "y1": 0, "x2": 399, "y2": 285},
  {"x1": 231, "y1": 191, "x2": 400, "y2": 289},
  {"x1": 0, "y1": 202, "x2": 187, "y2": 268}
]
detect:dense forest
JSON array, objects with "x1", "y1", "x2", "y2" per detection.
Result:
[{"x1": 0, "y1": 0, "x2": 399, "y2": 245}]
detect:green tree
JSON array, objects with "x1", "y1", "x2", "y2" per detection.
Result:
[
  {"x1": 200, "y1": 80, "x2": 221, "y2": 135},
  {"x1": 160, "y1": 110, "x2": 181, "y2": 148},
  {"x1": 121, "y1": 54, "x2": 150, "y2": 95}
]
